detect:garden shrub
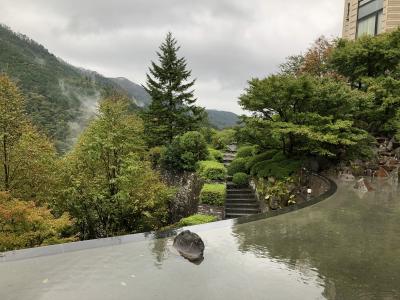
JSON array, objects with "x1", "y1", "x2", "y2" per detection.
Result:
[
  {"x1": 207, "y1": 147, "x2": 224, "y2": 162},
  {"x1": 232, "y1": 172, "x2": 250, "y2": 187},
  {"x1": 161, "y1": 131, "x2": 209, "y2": 171},
  {"x1": 200, "y1": 183, "x2": 226, "y2": 206},
  {"x1": 177, "y1": 214, "x2": 218, "y2": 226},
  {"x1": 236, "y1": 145, "x2": 259, "y2": 158},
  {"x1": 245, "y1": 150, "x2": 279, "y2": 171},
  {"x1": 227, "y1": 157, "x2": 249, "y2": 175},
  {"x1": 211, "y1": 129, "x2": 236, "y2": 150},
  {"x1": 197, "y1": 160, "x2": 227, "y2": 181},
  {"x1": 251, "y1": 159, "x2": 302, "y2": 179},
  {"x1": 148, "y1": 146, "x2": 166, "y2": 167}
]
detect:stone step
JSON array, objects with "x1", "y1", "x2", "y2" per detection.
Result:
[
  {"x1": 225, "y1": 207, "x2": 260, "y2": 214},
  {"x1": 225, "y1": 213, "x2": 258, "y2": 219},
  {"x1": 226, "y1": 199, "x2": 258, "y2": 204},
  {"x1": 227, "y1": 188, "x2": 252, "y2": 193},
  {"x1": 227, "y1": 194, "x2": 254, "y2": 199},
  {"x1": 225, "y1": 203, "x2": 260, "y2": 209}
]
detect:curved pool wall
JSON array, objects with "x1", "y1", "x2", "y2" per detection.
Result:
[
  {"x1": 1, "y1": 178, "x2": 400, "y2": 299},
  {"x1": 0, "y1": 175, "x2": 337, "y2": 263}
]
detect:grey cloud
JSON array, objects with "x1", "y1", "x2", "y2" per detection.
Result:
[{"x1": 0, "y1": 0, "x2": 344, "y2": 113}]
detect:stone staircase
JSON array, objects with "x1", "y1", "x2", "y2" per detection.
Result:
[{"x1": 223, "y1": 146, "x2": 261, "y2": 219}]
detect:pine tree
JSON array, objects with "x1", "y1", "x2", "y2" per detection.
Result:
[{"x1": 143, "y1": 32, "x2": 204, "y2": 147}]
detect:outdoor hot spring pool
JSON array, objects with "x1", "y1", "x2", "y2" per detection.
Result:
[{"x1": 1, "y1": 179, "x2": 400, "y2": 300}]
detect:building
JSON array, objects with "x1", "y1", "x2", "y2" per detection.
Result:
[{"x1": 342, "y1": 0, "x2": 400, "y2": 39}]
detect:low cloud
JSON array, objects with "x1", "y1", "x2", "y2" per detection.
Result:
[{"x1": 0, "y1": 0, "x2": 343, "y2": 113}]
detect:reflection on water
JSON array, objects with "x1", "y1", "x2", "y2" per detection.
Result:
[
  {"x1": 232, "y1": 179, "x2": 400, "y2": 299},
  {"x1": 1, "y1": 180, "x2": 400, "y2": 300}
]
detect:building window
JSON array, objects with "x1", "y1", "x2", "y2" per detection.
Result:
[
  {"x1": 356, "y1": 0, "x2": 384, "y2": 38},
  {"x1": 347, "y1": 2, "x2": 351, "y2": 21}
]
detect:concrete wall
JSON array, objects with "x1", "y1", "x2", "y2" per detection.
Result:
[
  {"x1": 386, "y1": 0, "x2": 400, "y2": 31},
  {"x1": 342, "y1": 0, "x2": 400, "y2": 39},
  {"x1": 342, "y1": 0, "x2": 359, "y2": 40}
]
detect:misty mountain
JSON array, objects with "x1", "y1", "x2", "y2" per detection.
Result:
[
  {"x1": 0, "y1": 24, "x2": 239, "y2": 150},
  {"x1": 0, "y1": 24, "x2": 137, "y2": 150},
  {"x1": 110, "y1": 77, "x2": 239, "y2": 128},
  {"x1": 110, "y1": 77, "x2": 151, "y2": 107},
  {"x1": 207, "y1": 109, "x2": 239, "y2": 129}
]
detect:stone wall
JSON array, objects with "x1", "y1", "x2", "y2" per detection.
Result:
[{"x1": 161, "y1": 171, "x2": 204, "y2": 223}]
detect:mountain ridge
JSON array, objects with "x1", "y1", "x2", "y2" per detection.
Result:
[{"x1": 0, "y1": 24, "x2": 239, "y2": 150}]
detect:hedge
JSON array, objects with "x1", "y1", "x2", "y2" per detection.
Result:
[
  {"x1": 207, "y1": 147, "x2": 224, "y2": 162},
  {"x1": 177, "y1": 214, "x2": 218, "y2": 227},
  {"x1": 251, "y1": 159, "x2": 302, "y2": 179},
  {"x1": 200, "y1": 183, "x2": 226, "y2": 206},
  {"x1": 232, "y1": 172, "x2": 249, "y2": 187},
  {"x1": 236, "y1": 145, "x2": 259, "y2": 158},
  {"x1": 245, "y1": 149, "x2": 279, "y2": 171},
  {"x1": 197, "y1": 160, "x2": 227, "y2": 181},
  {"x1": 227, "y1": 157, "x2": 249, "y2": 176}
]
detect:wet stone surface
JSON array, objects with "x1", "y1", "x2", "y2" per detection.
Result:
[{"x1": 173, "y1": 230, "x2": 205, "y2": 264}]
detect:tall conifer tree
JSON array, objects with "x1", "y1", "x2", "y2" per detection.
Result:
[{"x1": 143, "y1": 32, "x2": 204, "y2": 147}]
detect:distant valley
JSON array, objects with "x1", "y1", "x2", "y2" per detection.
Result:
[{"x1": 0, "y1": 24, "x2": 238, "y2": 150}]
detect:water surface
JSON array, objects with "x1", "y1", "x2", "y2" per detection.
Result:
[{"x1": 1, "y1": 180, "x2": 399, "y2": 300}]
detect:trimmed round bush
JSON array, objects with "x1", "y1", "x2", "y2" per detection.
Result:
[
  {"x1": 207, "y1": 147, "x2": 224, "y2": 162},
  {"x1": 227, "y1": 158, "x2": 248, "y2": 176},
  {"x1": 236, "y1": 145, "x2": 259, "y2": 158},
  {"x1": 177, "y1": 214, "x2": 218, "y2": 227},
  {"x1": 232, "y1": 172, "x2": 249, "y2": 187},
  {"x1": 197, "y1": 160, "x2": 227, "y2": 181},
  {"x1": 200, "y1": 183, "x2": 226, "y2": 206}
]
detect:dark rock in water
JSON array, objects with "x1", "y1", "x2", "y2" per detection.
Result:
[{"x1": 173, "y1": 230, "x2": 205, "y2": 263}]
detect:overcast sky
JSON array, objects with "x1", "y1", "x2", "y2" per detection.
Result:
[{"x1": 0, "y1": 0, "x2": 344, "y2": 114}]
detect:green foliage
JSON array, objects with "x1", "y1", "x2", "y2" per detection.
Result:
[
  {"x1": 56, "y1": 97, "x2": 173, "y2": 239},
  {"x1": 239, "y1": 74, "x2": 372, "y2": 160},
  {"x1": 200, "y1": 183, "x2": 226, "y2": 206},
  {"x1": 207, "y1": 147, "x2": 224, "y2": 162},
  {"x1": 0, "y1": 25, "x2": 132, "y2": 151},
  {"x1": 148, "y1": 146, "x2": 166, "y2": 167},
  {"x1": 232, "y1": 172, "x2": 249, "y2": 187},
  {"x1": 0, "y1": 192, "x2": 74, "y2": 251},
  {"x1": 161, "y1": 131, "x2": 209, "y2": 172},
  {"x1": 0, "y1": 75, "x2": 58, "y2": 204},
  {"x1": 251, "y1": 157, "x2": 302, "y2": 180},
  {"x1": 236, "y1": 145, "x2": 259, "y2": 158},
  {"x1": 245, "y1": 150, "x2": 279, "y2": 171},
  {"x1": 227, "y1": 158, "x2": 249, "y2": 176},
  {"x1": 197, "y1": 160, "x2": 227, "y2": 181},
  {"x1": 177, "y1": 214, "x2": 218, "y2": 227},
  {"x1": 211, "y1": 129, "x2": 236, "y2": 150},
  {"x1": 143, "y1": 32, "x2": 205, "y2": 147},
  {"x1": 330, "y1": 29, "x2": 400, "y2": 137}
]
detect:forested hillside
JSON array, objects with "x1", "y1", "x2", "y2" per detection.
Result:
[
  {"x1": 0, "y1": 24, "x2": 239, "y2": 150},
  {"x1": 0, "y1": 24, "x2": 136, "y2": 151},
  {"x1": 206, "y1": 109, "x2": 239, "y2": 129},
  {"x1": 110, "y1": 77, "x2": 152, "y2": 107}
]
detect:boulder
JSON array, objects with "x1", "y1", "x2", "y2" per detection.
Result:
[
  {"x1": 339, "y1": 172, "x2": 355, "y2": 182},
  {"x1": 376, "y1": 167, "x2": 389, "y2": 178},
  {"x1": 173, "y1": 230, "x2": 205, "y2": 263},
  {"x1": 354, "y1": 178, "x2": 374, "y2": 193}
]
